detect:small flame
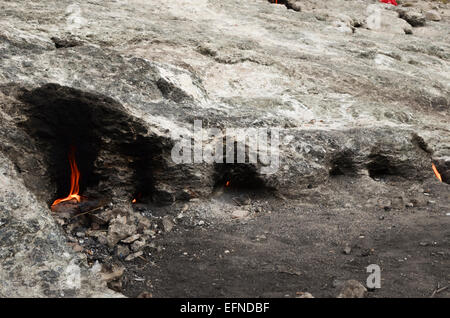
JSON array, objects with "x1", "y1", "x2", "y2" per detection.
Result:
[
  {"x1": 225, "y1": 181, "x2": 230, "y2": 187},
  {"x1": 51, "y1": 146, "x2": 82, "y2": 207},
  {"x1": 432, "y1": 163, "x2": 442, "y2": 182},
  {"x1": 132, "y1": 193, "x2": 142, "y2": 204}
]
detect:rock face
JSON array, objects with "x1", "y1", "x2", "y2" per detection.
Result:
[
  {"x1": 0, "y1": 153, "x2": 120, "y2": 297},
  {"x1": 0, "y1": 0, "x2": 448, "y2": 297}
]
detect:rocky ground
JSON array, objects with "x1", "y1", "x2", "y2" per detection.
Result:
[{"x1": 0, "y1": 0, "x2": 449, "y2": 297}]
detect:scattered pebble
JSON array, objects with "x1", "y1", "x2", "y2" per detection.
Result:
[
  {"x1": 162, "y1": 216, "x2": 174, "y2": 232},
  {"x1": 425, "y1": 10, "x2": 441, "y2": 21},
  {"x1": 121, "y1": 234, "x2": 141, "y2": 244},
  {"x1": 116, "y1": 244, "x2": 130, "y2": 258},
  {"x1": 255, "y1": 234, "x2": 267, "y2": 241},
  {"x1": 72, "y1": 244, "x2": 83, "y2": 252},
  {"x1": 131, "y1": 238, "x2": 146, "y2": 252},
  {"x1": 125, "y1": 251, "x2": 144, "y2": 261},
  {"x1": 232, "y1": 209, "x2": 249, "y2": 219},
  {"x1": 337, "y1": 280, "x2": 367, "y2": 298},
  {"x1": 343, "y1": 245, "x2": 352, "y2": 255}
]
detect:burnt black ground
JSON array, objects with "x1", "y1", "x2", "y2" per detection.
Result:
[{"x1": 120, "y1": 177, "x2": 450, "y2": 298}]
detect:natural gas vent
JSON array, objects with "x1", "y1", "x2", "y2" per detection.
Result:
[
  {"x1": 213, "y1": 163, "x2": 272, "y2": 193},
  {"x1": 16, "y1": 84, "x2": 167, "y2": 206},
  {"x1": 433, "y1": 160, "x2": 449, "y2": 184}
]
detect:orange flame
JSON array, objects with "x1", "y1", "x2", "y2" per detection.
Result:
[
  {"x1": 432, "y1": 163, "x2": 442, "y2": 182},
  {"x1": 225, "y1": 181, "x2": 230, "y2": 187},
  {"x1": 132, "y1": 193, "x2": 142, "y2": 204},
  {"x1": 51, "y1": 146, "x2": 82, "y2": 207}
]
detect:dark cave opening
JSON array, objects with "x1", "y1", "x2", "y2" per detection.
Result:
[
  {"x1": 16, "y1": 84, "x2": 163, "y2": 206},
  {"x1": 367, "y1": 154, "x2": 402, "y2": 179},
  {"x1": 213, "y1": 163, "x2": 271, "y2": 194},
  {"x1": 18, "y1": 87, "x2": 101, "y2": 202}
]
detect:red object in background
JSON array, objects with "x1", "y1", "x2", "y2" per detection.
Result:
[{"x1": 380, "y1": 0, "x2": 398, "y2": 5}]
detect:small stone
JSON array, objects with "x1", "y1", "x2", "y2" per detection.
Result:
[
  {"x1": 343, "y1": 245, "x2": 352, "y2": 255},
  {"x1": 232, "y1": 209, "x2": 249, "y2": 219},
  {"x1": 296, "y1": 292, "x2": 314, "y2": 298},
  {"x1": 72, "y1": 244, "x2": 83, "y2": 252},
  {"x1": 162, "y1": 216, "x2": 174, "y2": 232},
  {"x1": 125, "y1": 251, "x2": 144, "y2": 261},
  {"x1": 76, "y1": 232, "x2": 85, "y2": 238},
  {"x1": 107, "y1": 216, "x2": 137, "y2": 248},
  {"x1": 398, "y1": 10, "x2": 426, "y2": 27},
  {"x1": 100, "y1": 264, "x2": 125, "y2": 282},
  {"x1": 378, "y1": 199, "x2": 392, "y2": 211},
  {"x1": 121, "y1": 234, "x2": 141, "y2": 244},
  {"x1": 419, "y1": 242, "x2": 429, "y2": 247},
  {"x1": 233, "y1": 196, "x2": 251, "y2": 206},
  {"x1": 289, "y1": 2, "x2": 302, "y2": 12},
  {"x1": 337, "y1": 280, "x2": 367, "y2": 298},
  {"x1": 131, "y1": 238, "x2": 146, "y2": 252},
  {"x1": 255, "y1": 234, "x2": 267, "y2": 241},
  {"x1": 137, "y1": 218, "x2": 152, "y2": 232},
  {"x1": 197, "y1": 220, "x2": 205, "y2": 226},
  {"x1": 425, "y1": 10, "x2": 441, "y2": 21},
  {"x1": 97, "y1": 233, "x2": 108, "y2": 245},
  {"x1": 116, "y1": 244, "x2": 130, "y2": 258}
]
